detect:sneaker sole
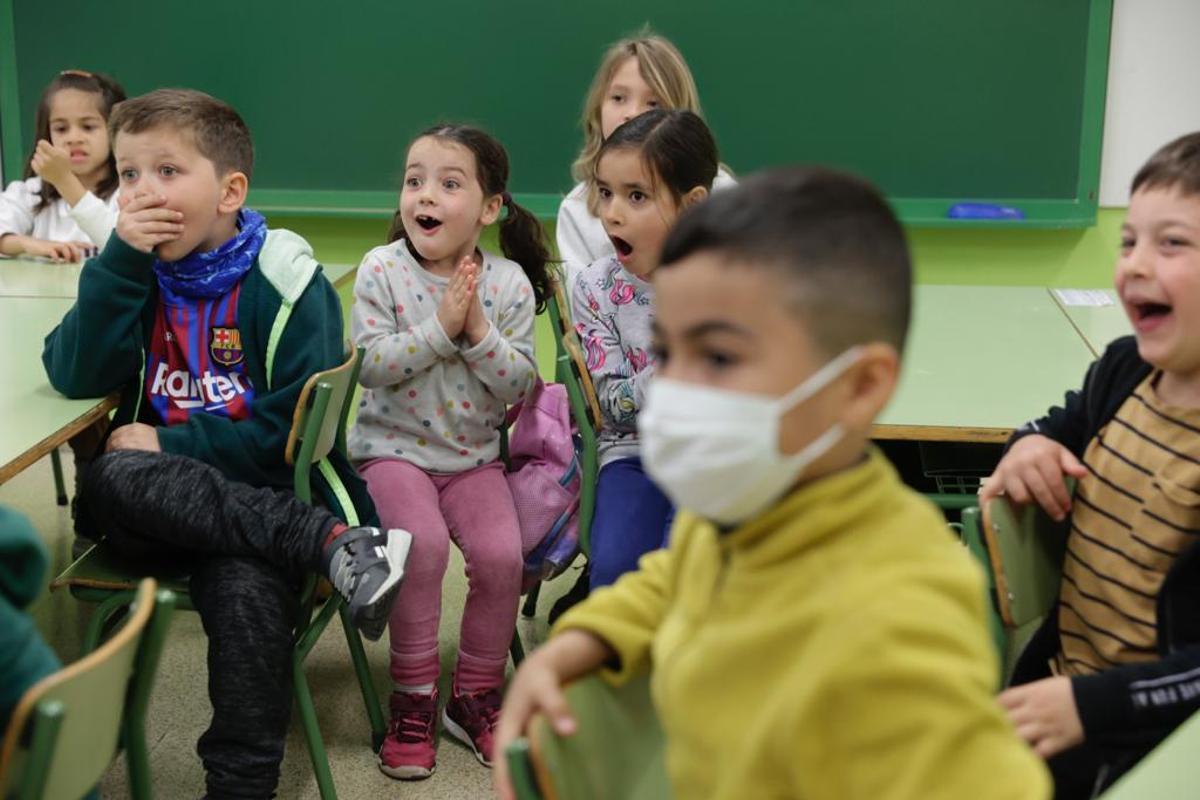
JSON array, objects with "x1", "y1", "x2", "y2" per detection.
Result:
[
  {"x1": 442, "y1": 709, "x2": 492, "y2": 768},
  {"x1": 377, "y1": 754, "x2": 435, "y2": 781},
  {"x1": 354, "y1": 530, "x2": 413, "y2": 641}
]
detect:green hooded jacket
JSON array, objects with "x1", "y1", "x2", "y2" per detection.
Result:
[
  {"x1": 0, "y1": 506, "x2": 60, "y2": 727},
  {"x1": 42, "y1": 230, "x2": 376, "y2": 524}
]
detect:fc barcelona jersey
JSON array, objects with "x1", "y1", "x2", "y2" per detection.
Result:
[{"x1": 145, "y1": 285, "x2": 255, "y2": 425}]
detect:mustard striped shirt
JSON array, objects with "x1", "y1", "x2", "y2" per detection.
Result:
[{"x1": 1057, "y1": 373, "x2": 1200, "y2": 676}]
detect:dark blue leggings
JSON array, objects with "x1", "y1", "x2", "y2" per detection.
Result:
[{"x1": 589, "y1": 456, "x2": 674, "y2": 590}]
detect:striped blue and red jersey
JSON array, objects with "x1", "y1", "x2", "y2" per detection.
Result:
[{"x1": 145, "y1": 285, "x2": 256, "y2": 425}]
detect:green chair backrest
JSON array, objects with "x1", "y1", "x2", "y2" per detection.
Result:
[
  {"x1": 982, "y1": 496, "x2": 1070, "y2": 631},
  {"x1": 524, "y1": 674, "x2": 670, "y2": 800},
  {"x1": 1099, "y1": 707, "x2": 1200, "y2": 799},
  {"x1": 285, "y1": 344, "x2": 360, "y2": 504},
  {"x1": 547, "y1": 268, "x2": 601, "y2": 432},
  {"x1": 0, "y1": 579, "x2": 173, "y2": 800},
  {"x1": 959, "y1": 506, "x2": 1008, "y2": 665},
  {"x1": 544, "y1": 270, "x2": 600, "y2": 556}
]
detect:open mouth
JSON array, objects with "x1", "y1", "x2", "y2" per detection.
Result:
[
  {"x1": 610, "y1": 236, "x2": 633, "y2": 258},
  {"x1": 1129, "y1": 300, "x2": 1172, "y2": 332},
  {"x1": 415, "y1": 214, "x2": 442, "y2": 233},
  {"x1": 69, "y1": 149, "x2": 87, "y2": 159}
]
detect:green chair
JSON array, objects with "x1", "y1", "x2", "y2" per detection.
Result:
[
  {"x1": 963, "y1": 497, "x2": 1197, "y2": 799},
  {"x1": 0, "y1": 578, "x2": 175, "y2": 800},
  {"x1": 961, "y1": 496, "x2": 1069, "y2": 677},
  {"x1": 520, "y1": 272, "x2": 600, "y2": 620},
  {"x1": 505, "y1": 674, "x2": 670, "y2": 800},
  {"x1": 51, "y1": 346, "x2": 389, "y2": 800}
]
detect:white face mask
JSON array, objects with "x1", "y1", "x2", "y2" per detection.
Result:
[{"x1": 638, "y1": 347, "x2": 862, "y2": 526}]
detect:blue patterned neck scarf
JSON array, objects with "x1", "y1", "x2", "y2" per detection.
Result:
[{"x1": 154, "y1": 209, "x2": 267, "y2": 302}]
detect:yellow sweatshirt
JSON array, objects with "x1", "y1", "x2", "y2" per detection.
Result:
[{"x1": 555, "y1": 449, "x2": 1050, "y2": 799}]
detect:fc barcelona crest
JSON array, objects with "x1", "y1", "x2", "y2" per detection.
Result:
[{"x1": 210, "y1": 327, "x2": 244, "y2": 367}]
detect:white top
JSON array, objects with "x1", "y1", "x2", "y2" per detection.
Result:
[
  {"x1": 0, "y1": 177, "x2": 119, "y2": 249},
  {"x1": 347, "y1": 240, "x2": 538, "y2": 473},
  {"x1": 555, "y1": 167, "x2": 737, "y2": 288}
]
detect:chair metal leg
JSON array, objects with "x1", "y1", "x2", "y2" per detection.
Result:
[
  {"x1": 292, "y1": 653, "x2": 338, "y2": 800},
  {"x1": 510, "y1": 629, "x2": 525, "y2": 666},
  {"x1": 51, "y1": 448, "x2": 68, "y2": 506},
  {"x1": 81, "y1": 592, "x2": 135, "y2": 653},
  {"x1": 521, "y1": 583, "x2": 541, "y2": 618},
  {"x1": 124, "y1": 718, "x2": 153, "y2": 800},
  {"x1": 338, "y1": 603, "x2": 387, "y2": 751}
]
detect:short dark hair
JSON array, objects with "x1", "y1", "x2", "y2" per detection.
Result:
[
  {"x1": 109, "y1": 88, "x2": 254, "y2": 179},
  {"x1": 1132, "y1": 132, "x2": 1200, "y2": 198},
  {"x1": 660, "y1": 166, "x2": 912, "y2": 356},
  {"x1": 594, "y1": 109, "x2": 718, "y2": 208}
]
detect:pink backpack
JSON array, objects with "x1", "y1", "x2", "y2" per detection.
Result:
[{"x1": 505, "y1": 379, "x2": 582, "y2": 593}]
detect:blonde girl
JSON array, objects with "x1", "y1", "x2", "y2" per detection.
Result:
[{"x1": 556, "y1": 32, "x2": 734, "y2": 283}]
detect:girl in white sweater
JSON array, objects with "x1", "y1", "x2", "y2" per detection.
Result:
[
  {"x1": 0, "y1": 70, "x2": 124, "y2": 261},
  {"x1": 556, "y1": 32, "x2": 734, "y2": 286}
]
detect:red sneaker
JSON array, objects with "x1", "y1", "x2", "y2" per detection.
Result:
[
  {"x1": 377, "y1": 688, "x2": 438, "y2": 780},
  {"x1": 442, "y1": 685, "x2": 502, "y2": 767}
]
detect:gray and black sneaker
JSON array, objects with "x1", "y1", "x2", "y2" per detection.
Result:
[{"x1": 323, "y1": 527, "x2": 412, "y2": 641}]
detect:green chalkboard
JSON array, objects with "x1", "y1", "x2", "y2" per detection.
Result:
[{"x1": 0, "y1": 0, "x2": 1111, "y2": 227}]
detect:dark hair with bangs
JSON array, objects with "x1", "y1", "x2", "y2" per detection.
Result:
[
  {"x1": 1131, "y1": 132, "x2": 1200, "y2": 198},
  {"x1": 24, "y1": 70, "x2": 125, "y2": 211},
  {"x1": 593, "y1": 109, "x2": 718, "y2": 210},
  {"x1": 386, "y1": 123, "x2": 552, "y2": 312},
  {"x1": 659, "y1": 166, "x2": 912, "y2": 358},
  {"x1": 108, "y1": 88, "x2": 254, "y2": 180}
]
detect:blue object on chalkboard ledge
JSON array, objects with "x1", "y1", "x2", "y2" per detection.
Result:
[{"x1": 946, "y1": 203, "x2": 1026, "y2": 220}]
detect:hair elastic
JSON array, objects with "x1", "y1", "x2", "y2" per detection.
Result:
[{"x1": 501, "y1": 191, "x2": 513, "y2": 207}]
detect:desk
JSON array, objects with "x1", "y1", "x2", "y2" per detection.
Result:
[
  {"x1": 0, "y1": 258, "x2": 358, "y2": 299},
  {"x1": 323, "y1": 262, "x2": 356, "y2": 288},
  {"x1": 1101, "y1": 708, "x2": 1200, "y2": 798},
  {"x1": 0, "y1": 258, "x2": 84, "y2": 298},
  {"x1": 0, "y1": 296, "x2": 118, "y2": 483},
  {"x1": 1048, "y1": 288, "x2": 1132, "y2": 357},
  {"x1": 873, "y1": 286, "x2": 1097, "y2": 443}
]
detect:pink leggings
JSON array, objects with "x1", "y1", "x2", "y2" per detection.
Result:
[{"x1": 360, "y1": 458, "x2": 522, "y2": 692}]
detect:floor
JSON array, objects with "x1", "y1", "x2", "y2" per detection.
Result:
[{"x1": 3, "y1": 450, "x2": 579, "y2": 799}]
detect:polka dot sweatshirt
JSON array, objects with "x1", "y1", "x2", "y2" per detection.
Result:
[{"x1": 347, "y1": 240, "x2": 537, "y2": 473}]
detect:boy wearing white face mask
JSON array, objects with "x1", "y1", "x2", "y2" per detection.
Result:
[{"x1": 495, "y1": 167, "x2": 1050, "y2": 800}]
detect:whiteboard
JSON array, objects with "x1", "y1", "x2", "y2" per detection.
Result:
[{"x1": 1099, "y1": 0, "x2": 1200, "y2": 207}]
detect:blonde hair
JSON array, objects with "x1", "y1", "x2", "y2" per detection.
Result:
[{"x1": 571, "y1": 31, "x2": 704, "y2": 185}]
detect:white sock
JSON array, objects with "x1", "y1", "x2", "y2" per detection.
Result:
[{"x1": 395, "y1": 682, "x2": 435, "y2": 695}]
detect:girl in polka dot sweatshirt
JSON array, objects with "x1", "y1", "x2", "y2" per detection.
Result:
[{"x1": 346, "y1": 125, "x2": 551, "y2": 778}]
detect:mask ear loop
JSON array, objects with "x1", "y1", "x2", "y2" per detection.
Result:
[{"x1": 776, "y1": 345, "x2": 864, "y2": 411}]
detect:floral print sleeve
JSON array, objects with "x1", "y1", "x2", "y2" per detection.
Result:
[{"x1": 570, "y1": 260, "x2": 655, "y2": 434}]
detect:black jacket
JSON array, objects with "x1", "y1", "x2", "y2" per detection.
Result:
[{"x1": 1009, "y1": 335, "x2": 1200, "y2": 755}]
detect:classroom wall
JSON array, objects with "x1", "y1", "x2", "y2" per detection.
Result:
[
  {"x1": 270, "y1": 0, "x2": 1200, "y2": 292},
  {"x1": 269, "y1": 211, "x2": 1125, "y2": 290},
  {"x1": 1098, "y1": 0, "x2": 1200, "y2": 206}
]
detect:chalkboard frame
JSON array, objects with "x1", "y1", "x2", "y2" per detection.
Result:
[{"x1": 0, "y1": 0, "x2": 1112, "y2": 229}]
